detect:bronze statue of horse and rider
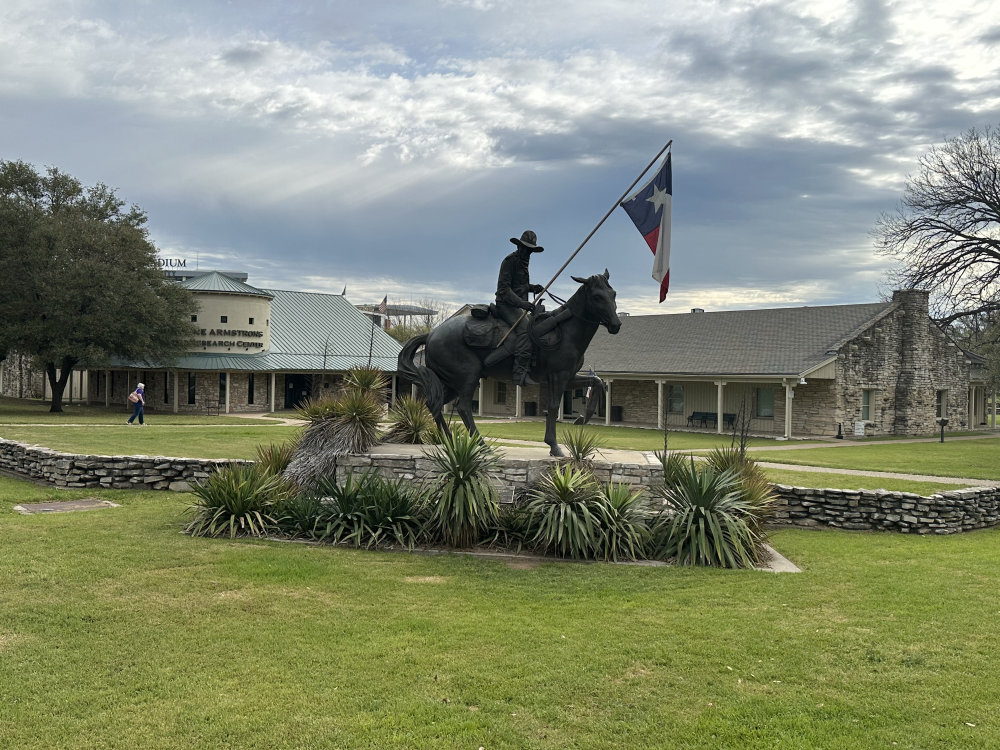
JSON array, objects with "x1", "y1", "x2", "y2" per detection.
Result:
[{"x1": 397, "y1": 230, "x2": 621, "y2": 457}]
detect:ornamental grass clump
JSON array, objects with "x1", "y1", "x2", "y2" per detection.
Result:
[
  {"x1": 305, "y1": 471, "x2": 426, "y2": 549},
  {"x1": 425, "y1": 430, "x2": 501, "y2": 548},
  {"x1": 255, "y1": 440, "x2": 299, "y2": 478},
  {"x1": 382, "y1": 395, "x2": 439, "y2": 444},
  {"x1": 524, "y1": 464, "x2": 604, "y2": 560},
  {"x1": 596, "y1": 481, "x2": 651, "y2": 562},
  {"x1": 560, "y1": 425, "x2": 605, "y2": 470},
  {"x1": 185, "y1": 462, "x2": 293, "y2": 539},
  {"x1": 647, "y1": 458, "x2": 766, "y2": 568}
]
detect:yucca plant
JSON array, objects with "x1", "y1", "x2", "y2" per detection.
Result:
[
  {"x1": 524, "y1": 464, "x2": 603, "y2": 559},
  {"x1": 596, "y1": 481, "x2": 651, "y2": 562},
  {"x1": 647, "y1": 459, "x2": 764, "y2": 568},
  {"x1": 654, "y1": 449, "x2": 693, "y2": 489},
  {"x1": 255, "y1": 440, "x2": 299, "y2": 477},
  {"x1": 361, "y1": 475, "x2": 427, "y2": 549},
  {"x1": 295, "y1": 393, "x2": 343, "y2": 422},
  {"x1": 272, "y1": 491, "x2": 328, "y2": 538},
  {"x1": 382, "y1": 395, "x2": 439, "y2": 444},
  {"x1": 425, "y1": 430, "x2": 502, "y2": 548},
  {"x1": 342, "y1": 365, "x2": 389, "y2": 395},
  {"x1": 703, "y1": 445, "x2": 776, "y2": 534},
  {"x1": 559, "y1": 425, "x2": 605, "y2": 469},
  {"x1": 185, "y1": 462, "x2": 292, "y2": 539},
  {"x1": 310, "y1": 471, "x2": 378, "y2": 546},
  {"x1": 331, "y1": 388, "x2": 384, "y2": 454}
]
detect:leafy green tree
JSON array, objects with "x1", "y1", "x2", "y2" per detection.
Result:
[{"x1": 0, "y1": 160, "x2": 196, "y2": 412}]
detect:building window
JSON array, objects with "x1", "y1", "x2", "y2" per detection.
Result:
[
  {"x1": 861, "y1": 389, "x2": 873, "y2": 421},
  {"x1": 248, "y1": 317, "x2": 254, "y2": 325},
  {"x1": 163, "y1": 372, "x2": 169, "y2": 404},
  {"x1": 219, "y1": 372, "x2": 227, "y2": 402},
  {"x1": 220, "y1": 315, "x2": 228, "y2": 323},
  {"x1": 936, "y1": 390, "x2": 948, "y2": 418},
  {"x1": 248, "y1": 373, "x2": 255, "y2": 405},
  {"x1": 191, "y1": 314, "x2": 197, "y2": 322},
  {"x1": 667, "y1": 384, "x2": 684, "y2": 413},
  {"x1": 755, "y1": 387, "x2": 774, "y2": 418},
  {"x1": 187, "y1": 372, "x2": 196, "y2": 404},
  {"x1": 494, "y1": 381, "x2": 507, "y2": 405}
]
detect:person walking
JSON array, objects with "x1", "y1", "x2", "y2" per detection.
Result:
[{"x1": 126, "y1": 382, "x2": 146, "y2": 426}]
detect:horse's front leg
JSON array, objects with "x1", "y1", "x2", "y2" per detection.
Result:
[{"x1": 543, "y1": 374, "x2": 568, "y2": 457}]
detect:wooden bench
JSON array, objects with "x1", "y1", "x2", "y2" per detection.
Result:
[{"x1": 687, "y1": 411, "x2": 738, "y2": 429}]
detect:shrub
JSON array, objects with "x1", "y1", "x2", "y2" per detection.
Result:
[
  {"x1": 425, "y1": 430, "x2": 501, "y2": 548},
  {"x1": 560, "y1": 425, "x2": 605, "y2": 469},
  {"x1": 185, "y1": 463, "x2": 292, "y2": 539},
  {"x1": 703, "y1": 445, "x2": 776, "y2": 534},
  {"x1": 303, "y1": 471, "x2": 427, "y2": 549},
  {"x1": 382, "y1": 395, "x2": 439, "y2": 444},
  {"x1": 524, "y1": 465, "x2": 603, "y2": 559},
  {"x1": 255, "y1": 440, "x2": 299, "y2": 477},
  {"x1": 653, "y1": 449, "x2": 692, "y2": 489},
  {"x1": 596, "y1": 481, "x2": 651, "y2": 562},
  {"x1": 272, "y1": 491, "x2": 328, "y2": 539},
  {"x1": 647, "y1": 459, "x2": 764, "y2": 568},
  {"x1": 343, "y1": 365, "x2": 389, "y2": 395}
]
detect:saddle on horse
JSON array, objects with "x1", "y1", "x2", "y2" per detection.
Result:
[{"x1": 469, "y1": 303, "x2": 571, "y2": 368}]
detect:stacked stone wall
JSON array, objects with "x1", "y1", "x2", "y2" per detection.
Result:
[{"x1": 2, "y1": 438, "x2": 998, "y2": 536}]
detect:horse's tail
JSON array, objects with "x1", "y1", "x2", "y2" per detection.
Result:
[{"x1": 397, "y1": 334, "x2": 446, "y2": 418}]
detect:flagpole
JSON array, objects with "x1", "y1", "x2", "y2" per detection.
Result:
[{"x1": 496, "y1": 139, "x2": 672, "y2": 348}]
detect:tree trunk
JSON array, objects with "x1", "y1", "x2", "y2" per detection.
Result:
[{"x1": 46, "y1": 357, "x2": 77, "y2": 412}]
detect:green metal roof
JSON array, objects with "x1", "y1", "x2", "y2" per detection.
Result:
[
  {"x1": 112, "y1": 287, "x2": 402, "y2": 373},
  {"x1": 179, "y1": 271, "x2": 273, "y2": 298}
]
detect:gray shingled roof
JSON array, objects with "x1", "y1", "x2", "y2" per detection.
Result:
[
  {"x1": 179, "y1": 271, "x2": 273, "y2": 298},
  {"x1": 583, "y1": 301, "x2": 892, "y2": 377}
]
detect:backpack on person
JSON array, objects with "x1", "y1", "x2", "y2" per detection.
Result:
[{"x1": 128, "y1": 391, "x2": 140, "y2": 404}]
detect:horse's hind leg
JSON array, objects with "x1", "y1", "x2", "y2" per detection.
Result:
[{"x1": 432, "y1": 386, "x2": 456, "y2": 437}]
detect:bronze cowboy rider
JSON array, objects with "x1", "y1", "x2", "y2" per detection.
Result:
[{"x1": 494, "y1": 230, "x2": 547, "y2": 386}]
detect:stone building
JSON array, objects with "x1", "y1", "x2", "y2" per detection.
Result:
[{"x1": 469, "y1": 289, "x2": 992, "y2": 439}]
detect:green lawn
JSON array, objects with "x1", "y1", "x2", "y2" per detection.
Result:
[
  {"x1": 0, "y1": 397, "x2": 283, "y2": 425},
  {"x1": 752, "y1": 437, "x2": 1000, "y2": 481},
  {"x1": 0, "y1": 425, "x2": 302, "y2": 459},
  {"x1": 477, "y1": 420, "x2": 803, "y2": 450},
  {"x1": 1, "y1": 475, "x2": 999, "y2": 749}
]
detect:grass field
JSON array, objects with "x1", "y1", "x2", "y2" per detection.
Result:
[
  {"x1": 0, "y1": 397, "x2": 280, "y2": 425},
  {"x1": 1, "y1": 475, "x2": 999, "y2": 749},
  {"x1": 752, "y1": 437, "x2": 1000, "y2": 481}
]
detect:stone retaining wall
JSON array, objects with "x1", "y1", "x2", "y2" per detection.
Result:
[{"x1": 2, "y1": 438, "x2": 998, "y2": 535}]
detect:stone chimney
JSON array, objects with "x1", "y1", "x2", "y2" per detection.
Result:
[{"x1": 891, "y1": 289, "x2": 933, "y2": 433}]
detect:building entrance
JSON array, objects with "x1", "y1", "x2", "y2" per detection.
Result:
[{"x1": 284, "y1": 374, "x2": 312, "y2": 409}]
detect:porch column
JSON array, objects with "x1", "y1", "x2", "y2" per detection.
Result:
[
  {"x1": 270, "y1": 373, "x2": 277, "y2": 413},
  {"x1": 994, "y1": 389, "x2": 998, "y2": 430},
  {"x1": 784, "y1": 380, "x2": 795, "y2": 440},
  {"x1": 67, "y1": 370, "x2": 73, "y2": 404},
  {"x1": 515, "y1": 385, "x2": 522, "y2": 418},
  {"x1": 173, "y1": 371, "x2": 179, "y2": 413},
  {"x1": 411, "y1": 383, "x2": 418, "y2": 399},
  {"x1": 225, "y1": 371, "x2": 231, "y2": 414},
  {"x1": 558, "y1": 395, "x2": 564, "y2": 421},
  {"x1": 656, "y1": 380, "x2": 664, "y2": 429},
  {"x1": 968, "y1": 387, "x2": 975, "y2": 429},
  {"x1": 605, "y1": 379, "x2": 614, "y2": 426},
  {"x1": 715, "y1": 380, "x2": 726, "y2": 434},
  {"x1": 478, "y1": 379, "x2": 484, "y2": 417},
  {"x1": 104, "y1": 370, "x2": 111, "y2": 407}
]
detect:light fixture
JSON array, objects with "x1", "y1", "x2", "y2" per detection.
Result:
[{"x1": 798, "y1": 377, "x2": 807, "y2": 385}]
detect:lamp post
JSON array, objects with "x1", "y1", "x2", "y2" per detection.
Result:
[{"x1": 936, "y1": 417, "x2": 949, "y2": 443}]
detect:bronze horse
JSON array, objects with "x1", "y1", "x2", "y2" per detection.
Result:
[{"x1": 397, "y1": 270, "x2": 621, "y2": 456}]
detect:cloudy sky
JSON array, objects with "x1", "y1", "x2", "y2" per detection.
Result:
[{"x1": 3, "y1": 0, "x2": 1000, "y2": 316}]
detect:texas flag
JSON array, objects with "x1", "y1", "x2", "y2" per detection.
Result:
[{"x1": 620, "y1": 153, "x2": 672, "y2": 302}]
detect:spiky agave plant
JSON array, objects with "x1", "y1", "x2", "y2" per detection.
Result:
[
  {"x1": 425, "y1": 430, "x2": 501, "y2": 548},
  {"x1": 382, "y1": 395, "x2": 438, "y2": 444},
  {"x1": 524, "y1": 464, "x2": 603, "y2": 559},
  {"x1": 185, "y1": 463, "x2": 292, "y2": 539},
  {"x1": 703, "y1": 445, "x2": 776, "y2": 534},
  {"x1": 343, "y1": 365, "x2": 389, "y2": 395},
  {"x1": 647, "y1": 459, "x2": 764, "y2": 568},
  {"x1": 559, "y1": 425, "x2": 605, "y2": 470},
  {"x1": 596, "y1": 481, "x2": 651, "y2": 562}
]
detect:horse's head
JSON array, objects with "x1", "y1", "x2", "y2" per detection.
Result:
[{"x1": 571, "y1": 269, "x2": 621, "y2": 334}]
